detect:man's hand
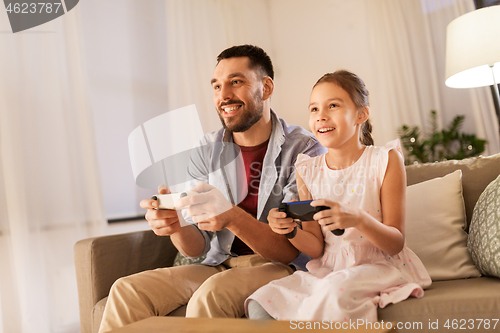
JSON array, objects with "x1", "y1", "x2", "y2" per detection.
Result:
[
  {"x1": 176, "y1": 181, "x2": 233, "y2": 231},
  {"x1": 140, "y1": 184, "x2": 182, "y2": 236}
]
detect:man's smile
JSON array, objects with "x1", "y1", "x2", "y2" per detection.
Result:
[{"x1": 222, "y1": 105, "x2": 242, "y2": 114}]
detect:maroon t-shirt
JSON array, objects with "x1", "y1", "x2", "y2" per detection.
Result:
[{"x1": 231, "y1": 139, "x2": 269, "y2": 255}]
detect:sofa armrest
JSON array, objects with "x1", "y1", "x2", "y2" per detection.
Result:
[{"x1": 74, "y1": 230, "x2": 178, "y2": 333}]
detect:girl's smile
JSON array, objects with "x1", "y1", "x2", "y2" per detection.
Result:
[
  {"x1": 309, "y1": 82, "x2": 361, "y2": 150},
  {"x1": 317, "y1": 126, "x2": 335, "y2": 134}
]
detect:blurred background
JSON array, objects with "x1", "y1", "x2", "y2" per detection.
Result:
[{"x1": 0, "y1": 0, "x2": 499, "y2": 332}]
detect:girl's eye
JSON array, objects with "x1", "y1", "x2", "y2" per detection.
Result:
[
  {"x1": 329, "y1": 103, "x2": 338, "y2": 108},
  {"x1": 310, "y1": 107, "x2": 318, "y2": 112}
]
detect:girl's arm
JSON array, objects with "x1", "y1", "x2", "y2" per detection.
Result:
[
  {"x1": 288, "y1": 172, "x2": 324, "y2": 258},
  {"x1": 267, "y1": 172, "x2": 324, "y2": 258},
  {"x1": 312, "y1": 149, "x2": 405, "y2": 256}
]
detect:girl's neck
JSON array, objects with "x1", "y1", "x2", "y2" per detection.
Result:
[{"x1": 325, "y1": 141, "x2": 366, "y2": 170}]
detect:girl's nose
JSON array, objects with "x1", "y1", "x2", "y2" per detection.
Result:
[{"x1": 316, "y1": 109, "x2": 327, "y2": 121}]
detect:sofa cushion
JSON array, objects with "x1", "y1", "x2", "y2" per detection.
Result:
[
  {"x1": 405, "y1": 152, "x2": 500, "y2": 231},
  {"x1": 405, "y1": 170, "x2": 480, "y2": 281},
  {"x1": 468, "y1": 174, "x2": 500, "y2": 277},
  {"x1": 378, "y1": 277, "x2": 500, "y2": 324},
  {"x1": 92, "y1": 297, "x2": 107, "y2": 333}
]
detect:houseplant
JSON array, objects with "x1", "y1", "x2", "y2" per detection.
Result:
[{"x1": 398, "y1": 110, "x2": 486, "y2": 165}]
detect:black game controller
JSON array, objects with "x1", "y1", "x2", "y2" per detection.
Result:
[{"x1": 278, "y1": 200, "x2": 345, "y2": 238}]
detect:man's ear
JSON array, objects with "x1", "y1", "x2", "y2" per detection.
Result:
[
  {"x1": 262, "y1": 76, "x2": 274, "y2": 100},
  {"x1": 357, "y1": 106, "x2": 370, "y2": 124}
]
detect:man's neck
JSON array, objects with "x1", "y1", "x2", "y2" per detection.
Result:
[{"x1": 232, "y1": 109, "x2": 273, "y2": 147}]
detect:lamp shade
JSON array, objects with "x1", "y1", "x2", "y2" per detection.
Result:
[{"x1": 445, "y1": 5, "x2": 500, "y2": 88}]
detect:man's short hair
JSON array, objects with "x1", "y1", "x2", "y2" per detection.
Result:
[{"x1": 216, "y1": 45, "x2": 274, "y2": 80}]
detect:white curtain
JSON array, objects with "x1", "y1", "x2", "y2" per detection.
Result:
[
  {"x1": 0, "y1": 7, "x2": 106, "y2": 333},
  {"x1": 367, "y1": 0, "x2": 499, "y2": 155},
  {"x1": 163, "y1": 0, "x2": 274, "y2": 134}
]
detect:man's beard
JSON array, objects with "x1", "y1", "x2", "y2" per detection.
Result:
[{"x1": 217, "y1": 92, "x2": 264, "y2": 133}]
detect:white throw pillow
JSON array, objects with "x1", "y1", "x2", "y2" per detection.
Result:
[{"x1": 405, "y1": 170, "x2": 481, "y2": 281}]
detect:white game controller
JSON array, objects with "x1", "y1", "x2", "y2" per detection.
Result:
[{"x1": 151, "y1": 191, "x2": 197, "y2": 210}]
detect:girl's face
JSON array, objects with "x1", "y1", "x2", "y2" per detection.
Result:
[{"x1": 308, "y1": 82, "x2": 366, "y2": 150}]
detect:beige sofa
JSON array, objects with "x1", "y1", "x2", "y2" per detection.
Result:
[{"x1": 75, "y1": 153, "x2": 500, "y2": 333}]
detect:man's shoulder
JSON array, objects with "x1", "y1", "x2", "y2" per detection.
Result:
[
  {"x1": 278, "y1": 117, "x2": 309, "y2": 136},
  {"x1": 277, "y1": 117, "x2": 320, "y2": 147},
  {"x1": 200, "y1": 127, "x2": 224, "y2": 143},
  {"x1": 273, "y1": 116, "x2": 327, "y2": 159}
]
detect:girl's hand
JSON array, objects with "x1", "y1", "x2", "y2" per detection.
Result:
[
  {"x1": 267, "y1": 207, "x2": 297, "y2": 235},
  {"x1": 311, "y1": 199, "x2": 364, "y2": 232}
]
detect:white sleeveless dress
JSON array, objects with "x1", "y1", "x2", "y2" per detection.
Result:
[{"x1": 245, "y1": 140, "x2": 431, "y2": 322}]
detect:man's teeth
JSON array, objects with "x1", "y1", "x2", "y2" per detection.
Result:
[
  {"x1": 223, "y1": 106, "x2": 240, "y2": 113},
  {"x1": 318, "y1": 127, "x2": 334, "y2": 133}
]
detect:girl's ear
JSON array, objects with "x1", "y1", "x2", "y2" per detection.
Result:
[
  {"x1": 357, "y1": 106, "x2": 370, "y2": 124},
  {"x1": 262, "y1": 76, "x2": 274, "y2": 100}
]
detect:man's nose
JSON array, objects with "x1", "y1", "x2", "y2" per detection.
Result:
[{"x1": 220, "y1": 84, "x2": 233, "y2": 101}]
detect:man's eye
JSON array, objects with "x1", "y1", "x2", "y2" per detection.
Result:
[
  {"x1": 213, "y1": 85, "x2": 220, "y2": 90},
  {"x1": 232, "y1": 80, "x2": 240, "y2": 85}
]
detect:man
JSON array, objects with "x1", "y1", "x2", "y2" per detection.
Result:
[{"x1": 99, "y1": 45, "x2": 326, "y2": 332}]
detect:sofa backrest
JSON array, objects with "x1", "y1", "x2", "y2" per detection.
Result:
[{"x1": 405, "y1": 152, "x2": 500, "y2": 231}]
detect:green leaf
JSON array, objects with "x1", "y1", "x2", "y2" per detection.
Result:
[{"x1": 397, "y1": 111, "x2": 487, "y2": 165}]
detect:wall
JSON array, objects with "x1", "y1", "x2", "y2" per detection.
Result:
[{"x1": 267, "y1": 0, "x2": 375, "y2": 133}]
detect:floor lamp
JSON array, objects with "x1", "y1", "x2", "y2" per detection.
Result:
[{"x1": 445, "y1": 5, "x2": 500, "y2": 130}]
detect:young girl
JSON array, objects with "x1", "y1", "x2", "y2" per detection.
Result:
[{"x1": 245, "y1": 70, "x2": 431, "y2": 322}]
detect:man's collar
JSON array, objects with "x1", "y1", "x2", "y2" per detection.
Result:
[
  {"x1": 269, "y1": 108, "x2": 285, "y2": 146},
  {"x1": 222, "y1": 125, "x2": 233, "y2": 143}
]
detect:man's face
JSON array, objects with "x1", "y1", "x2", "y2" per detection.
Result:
[{"x1": 211, "y1": 57, "x2": 265, "y2": 133}]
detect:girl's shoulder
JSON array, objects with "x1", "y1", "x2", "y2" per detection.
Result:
[
  {"x1": 294, "y1": 153, "x2": 325, "y2": 178},
  {"x1": 378, "y1": 139, "x2": 402, "y2": 156},
  {"x1": 367, "y1": 139, "x2": 403, "y2": 178},
  {"x1": 367, "y1": 139, "x2": 402, "y2": 160},
  {"x1": 295, "y1": 153, "x2": 324, "y2": 166}
]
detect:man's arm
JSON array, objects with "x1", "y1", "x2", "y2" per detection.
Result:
[
  {"x1": 170, "y1": 225, "x2": 206, "y2": 258},
  {"x1": 178, "y1": 182, "x2": 299, "y2": 264}
]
